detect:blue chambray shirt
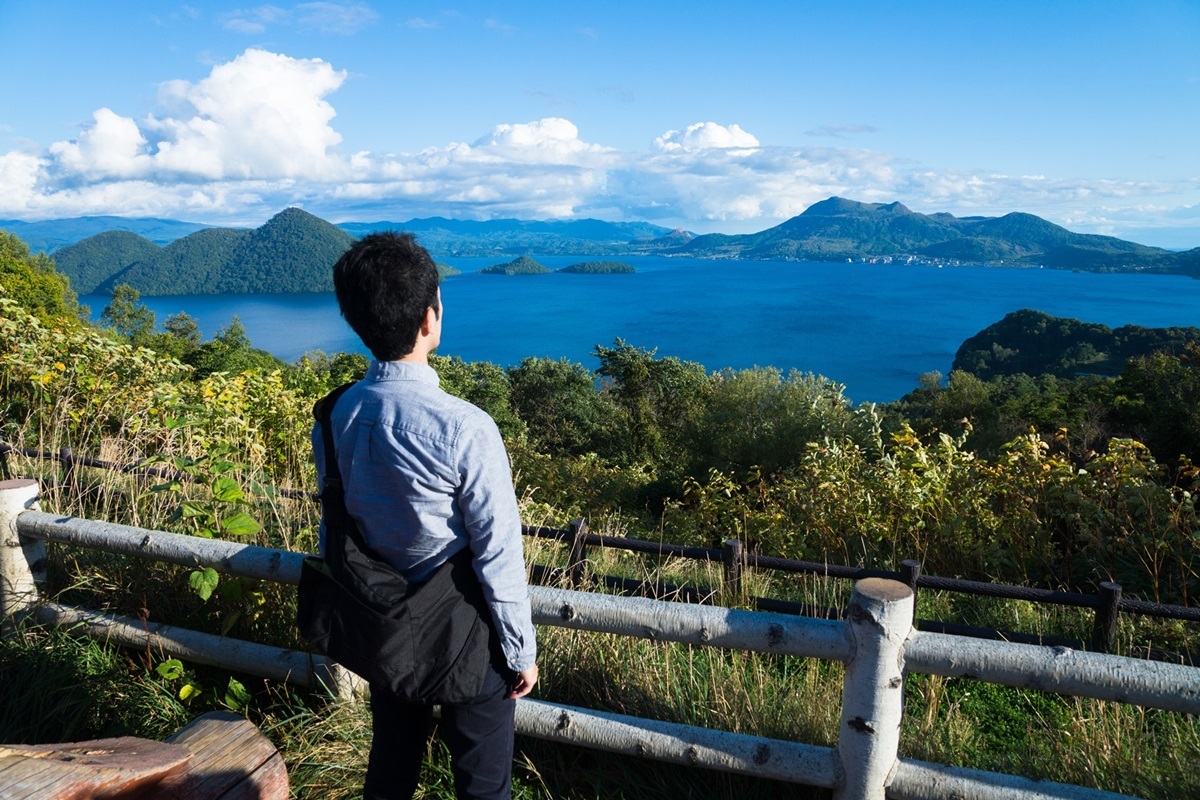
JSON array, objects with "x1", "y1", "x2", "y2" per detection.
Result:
[{"x1": 312, "y1": 360, "x2": 536, "y2": 672}]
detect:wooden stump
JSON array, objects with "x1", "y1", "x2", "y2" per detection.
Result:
[{"x1": 0, "y1": 711, "x2": 287, "y2": 799}]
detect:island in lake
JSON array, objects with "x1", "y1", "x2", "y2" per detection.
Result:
[
  {"x1": 477, "y1": 256, "x2": 636, "y2": 276},
  {"x1": 477, "y1": 255, "x2": 551, "y2": 275},
  {"x1": 557, "y1": 260, "x2": 635, "y2": 274}
]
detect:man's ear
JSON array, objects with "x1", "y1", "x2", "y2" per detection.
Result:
[{"x1": 421, "y1": 304, "x2": 438, "y2": 334}]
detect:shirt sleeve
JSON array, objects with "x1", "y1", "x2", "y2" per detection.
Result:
[{"x1": 455, "y1": 412, "x2": 537, "y2": 672}]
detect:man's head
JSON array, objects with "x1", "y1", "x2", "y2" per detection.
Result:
[{"x1": 332, "y1": 231, "x2": 441, "y2": 361}]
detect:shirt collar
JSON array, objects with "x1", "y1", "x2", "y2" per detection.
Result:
[{"x1": 367, "y1": 360, "x2": 440, "y2": 386}]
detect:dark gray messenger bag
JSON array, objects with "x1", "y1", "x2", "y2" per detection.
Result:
[{"x1": 296, "y1": 383, "x2": 492, "y2": 704}]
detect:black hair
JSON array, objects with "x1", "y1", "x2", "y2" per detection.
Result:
[{"x1": 332, "y1": 231, "x2": 441, "y2": 361}]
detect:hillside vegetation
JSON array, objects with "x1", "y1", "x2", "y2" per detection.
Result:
[
  {"x1": 50, "y1": 208, "x2": 353, "y2": 295},
  {"x1": 478, "y1": 255, "x2": 551, "y2": 275},
  {"x1": 678, "y1": 197, "x2": 1199, "y2": 272},
  {"x1": 2, "y1": 231, "x2": 1199, "y2": 798}
]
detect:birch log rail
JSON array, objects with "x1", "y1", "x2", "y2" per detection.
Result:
[{"x1": 0, "y1": 711, "x2": 288, "y2": 800}]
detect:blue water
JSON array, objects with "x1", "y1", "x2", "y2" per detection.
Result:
[{"x1": 82, "y1": 256, "x2": 1200, "y2": 404}]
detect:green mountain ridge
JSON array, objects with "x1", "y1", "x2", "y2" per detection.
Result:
[
  {"x1": 676, "y1": 197, "x2": 1198, "y2": 273},
  {"x1": 952, "y1": 309, "x2": 1200, "y2": 380},
  {"x1": 52, "y1": 209, "x2": 352, "y2": 295},
  {"x1": 21, "y1": 197, "x2": 1200, "y2": 297}
]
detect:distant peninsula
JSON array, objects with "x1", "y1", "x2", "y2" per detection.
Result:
[
  {"x1": 478, "y1": 255, "x2": 550, "y2": 275},
  {"x1": 558, "y1": 260, "x2": 635, "y2": 274}
]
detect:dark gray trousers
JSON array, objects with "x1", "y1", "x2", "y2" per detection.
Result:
[{"x1": 363, "y1": 662, "x2": 515, "y2": 800}]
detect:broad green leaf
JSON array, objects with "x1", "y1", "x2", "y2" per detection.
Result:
[
  {"x1": 220, "y1": 512, "x2": 262, "y2": 537},
  {"x1": 178, "y1": 501, "x2": 211, "y2": 519},
  {"x1": 224, "y1": 678, "x2": 251, "y2": 710},
  {"x1": 212, "y1": 476, "x2": 244, "y2": 502},
  {"x1": 189, "y1": 567, "x2": 219, "y2": 601},
  {"x1": 156, "y1": 658, "x2": 185, "y2": 680}
]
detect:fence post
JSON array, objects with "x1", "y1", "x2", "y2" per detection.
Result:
[
  {"x1": 722, "y1": 538, "x2": 744, "y2": 598},
  {"x1": 568, "y1": 518, "x2": 589, "y2": 588},
  {"x1": 0, "y1": 478, "x2": 44, "y2": 637},
  {"x1": 60, "y1": 446, "x2": 75, "y2": 489},
  {"x1": 1091, "y1": 581, "x2": 1122, "y2": 653},
  {"x1": 0, "y1": 445, "x2": 12, "y2": 482},
  {"x1": 835, "y1": 578, "x2": 914, "y2": 800}
]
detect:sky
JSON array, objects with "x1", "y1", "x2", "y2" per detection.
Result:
[{"x1": 1, "y1": 1, "x2": 1198, "y2": 248}]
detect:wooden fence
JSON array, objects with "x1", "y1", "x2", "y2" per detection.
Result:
[
  {"x1": 6, "y1": 440, "x2": 1198, "y2": 662},
  {"x1": 3, "y1": 478, "x2": 1197, "y2": 799}
]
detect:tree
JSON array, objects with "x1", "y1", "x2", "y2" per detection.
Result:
[
  {"x1": 0, "y1": 230, "x2": 80, "y2": 324},
  {"x1": 187, "y1": 316, "x2": 284, "y2": 377},
  {"x1": 101, "y1": 284, "x2": 156, "y2": 346},
  {"x1": 594, "y1": 339, "x2": 707, "y2": 467},
  {"x1": 507, "y1": 357, "x2": 614, "y2": 456}
]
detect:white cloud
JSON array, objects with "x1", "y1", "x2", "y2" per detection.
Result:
[
  {"x1": 1, "y1": 47, "x2": 1197, "y2": 247},
  {"x1": 653, "y1": 122, "x2": 759, "y2": 153},
  {"x1": 147, "y1": 49, "x2": 347, "y2": 180},
  {"x1": 47, "y1": 108, "x2": 151, "y2": 179}
]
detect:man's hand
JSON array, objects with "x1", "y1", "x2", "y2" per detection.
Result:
[{"x1": 507, "y1": 664, "x2": 538, "y2": 699}]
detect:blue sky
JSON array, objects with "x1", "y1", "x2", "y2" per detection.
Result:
[{"x1": 1, "y1": 1, "x2": 1198, "y2": 247}]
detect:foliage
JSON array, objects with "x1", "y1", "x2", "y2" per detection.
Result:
[
  {"x1": 952, "y1": 308, "x2": 1200, "y2": 380},
  {"x1": 557, "y1": 260, "x2": 636, "y2": 274},
  {"x1": 478, "y1": 255, "x2": 551, "y2": 275},
  {"x1": 51, "y1": 230, "x2": 162, "y2": 294},
  {"x1": 47, "y1": 208, "x2": 353, "y2": 296},
  {"x1": 0, "y1": 230, "x2": 81, "y2": 325},
  {"x1": 507, "y1": 356, "x2": 615, "y2": 457}
]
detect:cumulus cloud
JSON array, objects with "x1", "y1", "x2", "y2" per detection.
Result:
[
  {"x1": 653, "y1": 122, "x2": 759, "y2": 153},
  {"x1": 148, "y1": 49, "x2": 347, "y2": 180}
]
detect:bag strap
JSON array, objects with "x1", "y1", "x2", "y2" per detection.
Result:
[
  {"x1": 314, "y1": 382, "x2": 356, "y2": 484},
  {"x1": 313, "y1": 383, "x2": 356, "y2": 559}
]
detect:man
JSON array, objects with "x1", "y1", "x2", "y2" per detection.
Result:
[{"x1": 313, "y1": 231, "x2": 538, "y2": 800}]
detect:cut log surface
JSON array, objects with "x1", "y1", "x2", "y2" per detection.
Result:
[
  {"x1": 0, "y1": 711, "x2": 287, "y2": 800},
  {"x1": 0, "y1": 736, "x2": 190, "y2": 799},
  {"x1": 161, "y1": 711, "x2": 289, "y2": 799}
]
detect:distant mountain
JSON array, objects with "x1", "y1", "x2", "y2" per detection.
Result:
[
  {"x1": 0, "y1": 216, "x2": 211, "y2": 253},
  {"x1": 218, "y1": 208, "x2": 354, "y2": 293},
  {"x1": 676, "y1": 197, "x2": 1192, "y2": 273},
  {"x1": 478, "y1": 255, "x2": 551, "y2": 275},
  {"x1": 952, "y1": 309, "x2": 1200, "y2": 379},
  {"x1": 53, "y1": 208, "x2": 352, "y2": 295},
  {"x1": 338, "y1": 217, "x2": 676, "y2": 257},
  {"x1": 12, "y1": 198, "x2": 1199, "y2": 295},
  {"x1": 54, "y1": 231, "x2": 164, "y2": 294}
]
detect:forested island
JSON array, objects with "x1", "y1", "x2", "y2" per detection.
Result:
[
  {"x1": 558, "y1": 260, "x2": 635, "y2": 274},
  {"x1": 477, "y1": 255, "x2": 551, "y2": 275}
]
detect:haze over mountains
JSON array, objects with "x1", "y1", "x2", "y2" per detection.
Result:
[{"x1": 9, "y1": 198, "x2": 1199, "y2": 296}]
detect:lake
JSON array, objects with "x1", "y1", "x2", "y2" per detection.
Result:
[{"x1": 81, "y1": 256, "x2": 1200, "y2": 404}]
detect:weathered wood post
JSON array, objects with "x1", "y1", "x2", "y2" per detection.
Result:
[
  {"x1": 567, "y1": 518, "x2": 589, "y2": 588},
  {"x1": 722, "y1": 538, "x2": 744, "y2": 599},
  {"x1": 0, "y1": 478, "x2": 44, "y2": 636},
  {"x1": 1091, "y1": 581, "x2": 1123, "y2": 653},
  {"x1": 835, "y1": 578, "x2": 914, "y2": 800}
]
